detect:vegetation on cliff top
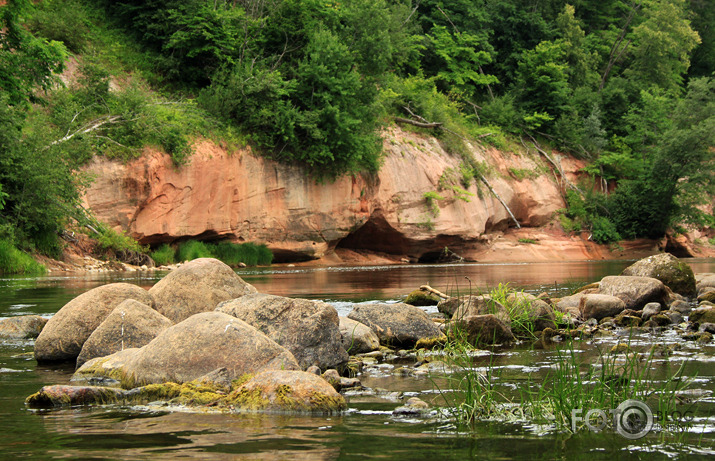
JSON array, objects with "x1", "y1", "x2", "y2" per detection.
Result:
[{"x1": 1, "y1": 0, "x2": 714, "y2": 272}]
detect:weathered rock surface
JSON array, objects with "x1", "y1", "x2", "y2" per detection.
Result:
[
  {"x1": 74, "y1": 312, "x2": 300, "y2": 387},
  {"x1": 690, "y1": 307, "x2": 715, "y2": 325},
  {"x1": 76, "y1": 299, "x2": 172, "y2": 368},
  {"x1": 216, "y1": 294, "x2": 348, "y2": 370},
  {"x1": 348, "y1": 303, "x2": 445, "y2": 348},
  {"x1": 621, "y1": 253, "x2": 696, "y2": 296},
  {"x1": 579, "y1": 294, "x2": 628, "y2": 321},
  {"x1": 0, "y1": 315, "x2": 48, "y2": 339},
  {"x1": 339, "y1": 317, "x2": 380, "y2": 354},
  {"x1": 34, "y1": 283, "x2": 154, "y2": 363},
  {"x1": 149, "y1": 258, "x2": 256, "y2": 323},
  {"x1": 230, "y1": 370, "x2": 346, "y2": 413},
  {"x1": 452, "y1": 296, "x2": 511, "y2": 324},
  {"x1": 598, "y1": 276, "x2": 668, "y2": 311},
  {"x1": 448, "y1": 314, "x2": 516, "y2": 345}
]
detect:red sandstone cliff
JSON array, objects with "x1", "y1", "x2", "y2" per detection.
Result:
[{"x1": 81, "y1": 127, "x2": 665, "y2": 263}]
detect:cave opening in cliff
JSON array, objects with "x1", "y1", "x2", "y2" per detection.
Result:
[{"x1": 336, "y1": 214, "x2": 413, "y2": 256}]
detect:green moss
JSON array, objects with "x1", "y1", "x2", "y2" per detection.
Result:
[
  {"x1": 415, "y1": 335, "x2": 447, "y2": 350},
  {"x1": 227, "y1": 388, "x2": 270, "y2": 410}
]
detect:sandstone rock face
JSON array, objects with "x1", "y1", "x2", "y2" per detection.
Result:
[
  {"x1": 76, "y1": 299, "x2": 172, "y2": 368},
  {"x1": 149, "y1": 258, "x2": 256, "y2": 323},
  {"x1": 598, "y1": 276, "x2": 668, "y2": 311},
  {"x1": 348, "y1": 303, "x2": 445, "y2": 348},
  {"x1": 35, "y1": 283, "x2": 154, "y2": 363},
  {"x1": 73, "y1": 312, "x2": 300, "y2": 388},
  {"x1": 230, "y1": 370, "x2": 346, "y2": 413},
  {"x1": 0, "y1": 315, "x2": 48, "y2": 339},
  {"x1": 81, "y1": 129, "x2": 587, "y2": 262},
  {"x1": 621, "y1": 253, "x2": 696, "y2": 296},
  {"x1": 339, "y1": 317, "x2": 380, "y2": 354},
  {"x1": 578, "y1": 294, "x2": 627, "y2": 321},
  {"x1": 216, "y1": 294, "x2": 348, "y2": 370}
]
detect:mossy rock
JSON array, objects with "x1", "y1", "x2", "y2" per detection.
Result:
[
  {"x1": 698, "y1": 291, "x2": 715, "y2": 303},
  {"x1": 689, "y1": 307, "x2": 715, "y2": 324},
  {"x1": 404, "y1": 290, "x2": 441, "y2": 306},
  {"x1": 621, "y1": 253, "x2": 696, "y2": 297}
]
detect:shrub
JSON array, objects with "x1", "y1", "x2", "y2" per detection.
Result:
[
  {"x1": 0, "y1": 239, "x2": 47, "y2": 275},
  {"x1": 150, "y1": 243, "x2": 175, "y2": 266},
  {"x1": 176, "y1": 240, "x2": 214, "y2": 262},
  {"x1": 209, "y1": 241, "x2": 273, "y2": 266},
  {"x1": 423, "y1": 191, "x2": 445, "y2": 217},
  {"x1": 95, "y1": 227, "x2": 146, "y2": 254},
  {"x1": 590, "y1": 215, "x2": 621, "y2": 244}
]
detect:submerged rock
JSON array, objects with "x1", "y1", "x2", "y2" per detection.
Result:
[
  {"x1": 0, "y1": 315, "x2": 48, "y2": 340},
  {"x1": 26, "y1": 385, "x2": 128, "y2": 408},
  {"x1": 217, "y1": 294, "x2": 348, "y2": 370},
  {"x1": 34, "y1": 283, "x2": 154, "y2": 363},
  {"x1": 339, "y1": 317, "x2": 380, "y2": 354},
  {"x1": 76, "y1": 299, "x2": 172, "y2": 368},
  {"x1": 348, "y1": 303, "x2": 445, "y2": 348},
  {"x1": 621, "y1": 253, "x2": 696, "y2": 297},
  {"x1": 393, "y1": 397, "x2": 430, "y2": 416},
  {"x1": 149, "y1": 258, "x2": 256, "y2": 323},
  {"x1": 404, "y1": 290, "x2": 440, "y2": 306},
  {"x1": 73, "y1": 312, "x2": 300, "y2": 388}
]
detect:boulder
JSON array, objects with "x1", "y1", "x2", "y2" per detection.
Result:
[
  {"x1": 437, "y1": 297, "x2": 461, "y2": 317},
  {"x1": 73, "y1": 312, "x2": 300, "y2": 388},
  {"x1": 0, "y1": 315, "x2": 48, "y2": 339},
  {"x1": 452, "y1": 296, "x2": 511, "y2": 324},
  {"x1": 696, "y1": 274, "x2": 715, "y2": 295},
  {"x1": 76, "y1": 299, "x2": 172, "y2": 368},
  {"x1": 506, "y1": 292, "x2": 557, "y2": 331},
  {"x1": 641, "y1": 302, "x2": 662, "y2": 321},
  {"x1": 689, "y1": 307, "x2": 715, "y2": 325},
  {"x1": 555, "y1": 294, "x2": 583, "y2": 318},
  {"x1": 34, "y1": 283, "x2": 154, "y2": 363},
  {"x1": 579, "y1": 294, "x2": 627, "y2": 321},
  {"x1": 25, "y1": 385, "x2": 128, "y2": 408},
  {"x1": 339, "y1": 317, "x2": 380, "y2": 354},
  {"x1": 348, "y1": 303, "x2": 445, "y2": 348},
  {"x1": 229, "y1": 370, "x2": 346, "y2": 413},
  {"x1": 598, "y1": 276, "x2": 668, "y2": 310},
  {"x1": 448, "y1": 314, "x2": 516, "y2": 345},
  {"x1": 216, "y1": 294, "x2": 348, "y2": 370},
  {"x1": 149, "y1": 258, "x2": 256, "y2": 323},
  {"x1": 698, "y1": 291, "x2": 715, "y2": 304},
  {"x1": 404, "y1": 290, "x2": 440, "y2": 306},
  {"x1": 621, "y1": 253, "x2": 696, "y2": 296}
]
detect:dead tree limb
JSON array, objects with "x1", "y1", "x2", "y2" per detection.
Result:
[
  {"x1": 478, "y1": 173, "x2": 521, "y2": 229},
  {"x1": 420, "y1": 284, "x2": 452, "y2": 299},
  {"x1": 45, "y1": 115, "x2": 123, "y2": 149},
  {"x1": 394, "y1": 117, "x2": 443, "y2": 129}
]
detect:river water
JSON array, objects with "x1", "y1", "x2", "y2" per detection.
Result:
[{"x1": 1, "y1": 259, "x2": 714, "y2": 460}]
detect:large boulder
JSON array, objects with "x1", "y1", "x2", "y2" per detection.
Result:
[
  {"x1": 339, "y1": 317, "x2": 380, "y2": 354},
  {"x1": 73, "y1": 312, "x2": 300, "y2": 388},
  {"x1": 579, "y1": 294, "x2": 627, "y2": 321},
  {"x1": 621, "y1": 253, "x2": 696, "y2": 297},
  {"x1": 149, "y1": 258, "x2": 257, "y2": 323},
  {"x1": 348, "y1": 303, "x2": 445, "y2": 348},
  {"x1": 448, "y1": 314, "x2": 516, "y2": 345},
  {"x1": 229, "y1": 370, "x2": 346, "y2": 413},
  {"x1": 216, "y1": 294, "x2": 348, "y2": 371},
  {"x1": 76, "y1": 300, "x2": 172, "y2": 368},
  {"x1": 0, "y1": 315, "x2": 48, "y2": 339},
  {"x1": 34, "y1": 283, "x2": 154, "y2": 363},
  {"x1": 696, "y1": 274, "x2": 715, "y2": 296},
  {"x1": 598, "y1": 276, "x2": 668, "y2": 311}
]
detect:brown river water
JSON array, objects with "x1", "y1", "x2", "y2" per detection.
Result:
[{"x1": 1, "y1": 259, "x2": 714, "y2": 460}]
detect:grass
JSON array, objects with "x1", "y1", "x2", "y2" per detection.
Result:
[
  {"x1": 423, "y1": 191, "x2": 445, "y2": 217},
  {"x1": 0, "y1": 239, "x2": 47, "y2": 275},
  {"x1": 170, "y1": 239, "x2": 273, "y2": 267},
  {"x1": 517, "y1": 238, "x2": 538, "y2": 244},
  {"x1": 150, "y1": 243, "x2": 175, "y2": 266}
]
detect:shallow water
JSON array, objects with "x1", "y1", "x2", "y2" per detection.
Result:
[{"x1": 1, "y1": 259, "x2": 714, "y2": 459}]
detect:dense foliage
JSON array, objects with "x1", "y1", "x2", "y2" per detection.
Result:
[{"x1": 1, "y1": 0, "x2": 713, "y2": 271}]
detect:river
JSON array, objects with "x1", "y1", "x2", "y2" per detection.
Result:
[{"x1": 1, "y1": 259, "x2": 714, "y2": 460}]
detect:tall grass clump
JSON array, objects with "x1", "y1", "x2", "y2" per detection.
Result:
[
  {"x1": 0, "y1": 240, "x2": 47, "y2": 275},
  {"x1": 176, "y1": 240, "x2": 214, "y2": 262},
  {"x1": 209, "y1": 241, "x2": 272, "y2": 266},
  {"x1": 150, "y1": 243, "x2": 175, "y2": 266}
]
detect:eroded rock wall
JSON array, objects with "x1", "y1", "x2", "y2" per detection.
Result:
[{"x1": 81, "y1": 127, "x2": 586, "y2": 262}]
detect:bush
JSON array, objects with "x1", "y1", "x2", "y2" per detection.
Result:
[
  {"x1": 176, "y1": 240, "x2": 214, "y2": 262},
  {"x1": 150, "y1": 243, "x2": 175, "y2": 266},
  {"x1": 0, "y1": 239, "x2": 47, "y2": 275},
  {"x1": 590, "y1": 215, "x2": 621, "y2": 244},
  {"x1": 209, "y1": 241, "x2": 273, "y2": 266},
  {"x1": 95, "y1": 226, "x2": 146, "y2": 254}
]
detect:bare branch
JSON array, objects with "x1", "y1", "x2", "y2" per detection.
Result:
[{"x1": 395, "y1": 117, "x2": 442, "y2": 129}]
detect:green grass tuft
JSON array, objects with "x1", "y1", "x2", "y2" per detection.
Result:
[{"x1": 0, "y1": 240, "x2": 47, "y2": 275}]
